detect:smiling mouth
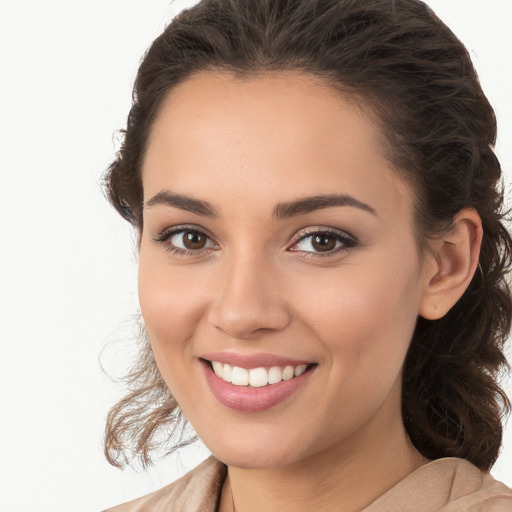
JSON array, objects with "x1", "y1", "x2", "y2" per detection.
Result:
[{"x1": 203, "y1": 359, "x2": 317, "y2": 388}]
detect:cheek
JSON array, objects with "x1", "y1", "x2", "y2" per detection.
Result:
[
  {"x1": 137, "y1": 257, "x2": 214, "y2": 412},
  {"x1": 137, "y1": 250, "x2": 209, "y2": 362},
  {"x1": 295, "y1": 253, "x2": 422, "y2": 380}
]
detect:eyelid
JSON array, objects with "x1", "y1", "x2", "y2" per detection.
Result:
[
  {"x1": 152, "y1": 224, "x2": 357, "y2": 257},
  {"x1": 153, "y1": 224, "x2": 215, "y2": 241},
  {"x1": 288, "y1": 226, "x2": 357, "y2": 256},
  {"x1": 152, "y1": 224, "x2": 219, "y2": 255}
]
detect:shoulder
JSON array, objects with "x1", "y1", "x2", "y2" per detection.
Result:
[
  {"x1": 103, "y1": 456, "x2": 227, "y2": 512},
  {"x1": 439, "y1": 458, "x2": 512, "y2": 512},
  {"x1": 365, "y1": 457, "x2": 512, "y2": 512}
]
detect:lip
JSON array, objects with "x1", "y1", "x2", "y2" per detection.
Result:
[
  {"x1": 201, "y1": 351, "x2": 313, "y2": 369},
  {"x1": 200, "y1": 357, "x2": 316, "y2": 412}
]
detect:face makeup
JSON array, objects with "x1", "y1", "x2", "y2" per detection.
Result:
[
  {"x1": 138, "y1": 71, "x2": 428, "y2": 470},
  {"x1": 201, "y1": 352, "x2": 316, "y2": 412}
]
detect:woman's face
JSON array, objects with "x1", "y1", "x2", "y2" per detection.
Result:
[{"x1": 138, "y1": 71, "x2": 431, "y2": 469}]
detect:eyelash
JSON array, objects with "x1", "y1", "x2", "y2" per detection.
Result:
[
  {"x1": 152, "y1": 225, "x2": 218, "y2": 257},
  {"x1": 152, "y1": 225, "x2": 358, "y2": 258},
  {"x1": 290, "y1": 227, "x2": 357, "y2": 257}
]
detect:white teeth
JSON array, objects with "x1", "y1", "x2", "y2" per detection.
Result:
[
  {"x1": 294, "y1": 364, "x2": 307, "y2": 377},
  {"x1": 222, "y1": 363, "x2": 233, "y2": 382},
  {"x1": 212, "y1": 361, "x2": 223, "y2": 377},
  {"x1": 210, "y1": 361, "x2": 310, "y2": 387},
  {"x1": 231, "y1": 366, "x2": 249, "y2": 386},
  {"x1": 282, "y1": 366, "x2": 295, "y2": 381},
  {"x1": 268, "y1": 366, "x2": 282, "y2": 385},
  {"x1": 249, "y1": 367, "x2": 268, "y2": 387}
]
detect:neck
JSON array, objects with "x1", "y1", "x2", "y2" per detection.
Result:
[{"x1": 220, "y1": 408, "x2": 428, "y2": 512}]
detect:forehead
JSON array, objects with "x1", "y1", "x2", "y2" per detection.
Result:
[{"x1": 142, "y1": 70, "x2": 414, "y2": 222}]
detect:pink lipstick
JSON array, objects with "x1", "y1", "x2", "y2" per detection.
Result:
[{"x1": 200, "y1": 353, "x2": 316, "y2": 412}]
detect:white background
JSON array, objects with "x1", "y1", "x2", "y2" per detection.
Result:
[{"x1": 0, "y1": 1, "x2": 511, "y2": 511}]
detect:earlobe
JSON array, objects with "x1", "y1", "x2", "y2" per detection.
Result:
[{"x1": 419, "y1": 208, "x2": 483, "y2": 320}]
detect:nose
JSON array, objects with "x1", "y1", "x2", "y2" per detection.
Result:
[{"x1": 207, "y1": 252, "x2": 292, "y2": 340}]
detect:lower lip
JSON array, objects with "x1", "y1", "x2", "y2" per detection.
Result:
[{"x1": 201, "y1": 361, "x2": 314, "y2": 412}]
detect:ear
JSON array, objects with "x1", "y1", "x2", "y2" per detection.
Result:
[{"x1": 419, "y1": 208, "x2": 483, "y2": 320}]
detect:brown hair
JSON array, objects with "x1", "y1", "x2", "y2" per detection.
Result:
[{"x1": 103, "y1": 0, "x2": 511, "y2": 470}]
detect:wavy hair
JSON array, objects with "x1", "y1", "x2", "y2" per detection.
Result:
[{"x1": 103, "y1": 0, "x2": 511, "y2": 470}]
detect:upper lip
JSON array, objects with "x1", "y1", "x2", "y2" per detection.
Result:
[{"x1": 201, "y1": 351, "x2": 315, "y2": 369}]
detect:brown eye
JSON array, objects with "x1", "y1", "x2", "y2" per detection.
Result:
[
  {"x1": 182, "y1": 231, "x2": 207, "y2": 250},
  {"x1": 311, "y1": 234, "x2": 337, "y2": 252},
  {"x1": 290, "y1": 229, "x2": 356, "y2": 256},
  {"x1": 156, "y1": 228, "x2": 217, "y2": 254}
]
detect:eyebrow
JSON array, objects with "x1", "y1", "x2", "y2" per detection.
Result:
[
  {"x1": 273, "y1": 194, "x2": 377, "y2": 219},
  {"x1": 144, "y1": 190, "x2": 377, "y2": 218},
  {"x1": 144, "y1": 191, "x2": 217, "y2": 216}
]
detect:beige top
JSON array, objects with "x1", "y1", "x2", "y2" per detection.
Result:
[{"x1": 104, "y1": 456, "x2": 512, "y2": 512}]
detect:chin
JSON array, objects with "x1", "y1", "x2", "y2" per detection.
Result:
[
  {"x1": 201, "y1": 428, "x2": 311, "y2": 470},
  {"x1": 213, "y1": 447, "x2": 301, "y2": 470}
]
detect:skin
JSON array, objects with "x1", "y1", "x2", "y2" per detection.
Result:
[{"x1": 138, "y1": 71, "x2": 482, "y2": 512}]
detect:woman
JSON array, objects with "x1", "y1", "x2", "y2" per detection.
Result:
[{"x1": 102, "y1": 0, "x2": 512, "y2": 510}]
